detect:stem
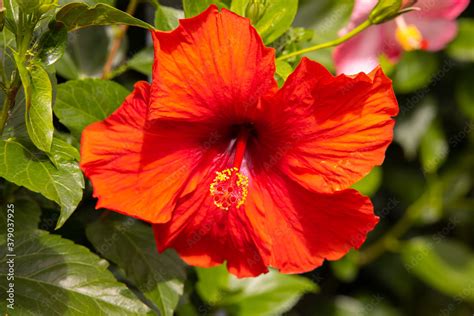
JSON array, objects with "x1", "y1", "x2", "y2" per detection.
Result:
[
  {"x1": 15, "y1": 12, "x2": 34, "y2": 56},
  {"x1": 0, "y1": 59, "x2": 7, "y2": 87},
  {"x1": 0, "y1": 97, "x2": 10, "y2": 135},
  {"x1": 0, "y1": 73, "x2": 20, "y2": 136},
  {"x1": 0, "y1": 32, "x2": 6, "y2": 85},
  {"x1": 277, "y1": 20, "x2": 372, "y2": 61},
  {"x1": 102, "y1": 63, "x2": 128, "y2": 80},
  {"x1": 102, "y1": 0, "x2": 139, "y2": 79}
]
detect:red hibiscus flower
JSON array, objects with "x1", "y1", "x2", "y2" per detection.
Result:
[{"x1": 80, "y1": 5, "x2": 399, "y2": 277}]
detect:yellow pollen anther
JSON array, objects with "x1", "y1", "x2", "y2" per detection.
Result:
[
  {"x1": 395, "y1": 17, "x2": 427, "y2": 51},
  {"x1": 210, "y1": 167, "x2": 249, "y2": 211}
]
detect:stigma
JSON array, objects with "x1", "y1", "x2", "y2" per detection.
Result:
[
  {"x1": 395, "y1": 17, "x2": 428, "y2": 51},
  {"x1": 210, "y1": 128, "x2": 250, "y2": 211},
  {"x1": 210, "y1": 168, "x2": 249, "y2": 211}
]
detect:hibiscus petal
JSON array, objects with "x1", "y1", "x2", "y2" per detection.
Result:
[
  {"x1": 248, "y1": 170, "x2": 378, "y2": 274},
  {"x1": 265, "y1": 58, "x2": 398, "y2": 193},
  {"x1": 405, "y1": 16, "x2": 459, "y2": 51},
  {"x1": 153, "y1": 163, "x2": 270, "y2": 278},
  {"x1": 333, "y1": 26, "x2": 389, "y2": 75},
  {"x1": 414, "y1": 0, "x2": 469, "y2": 19},
  {"x1": 149, "y1": 5, "x2": 276, "y2": 122},
  {"x1": 81, "y1": 81, "x2": 226, "y2": 223}
]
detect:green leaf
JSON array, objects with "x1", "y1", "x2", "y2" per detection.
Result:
[
  {"x1": 402, "y1": 237, "x2": 474, "y2": 302},
  {"x1": 352, "y1": 167, "x2": 382, "y2": 196},
  {"x1": 401, "y1": 155, "x2": 472, "y2": 225},
  {"x1": 37, "y1": 21, "x2": 68, "y2": 66},
  {"x1": 27, "y1": 62, "x2": 54, "y2": 152},
  {"x1": 55, "y1": 3, "x2": 154, "y2": 32},
  {"x1": 392, "y1": 51, "x2": 439, "y2": 94},
  {"x1": 420, "y1": 120, "x2": 448, "y2": 174},
  {"x1": 275, "y1": 60, "x2": 293, "y2": 81},
  {"x1": 229, "y1": 0, "x2": 247, "y2": 14},
  {"x1": 0, "y1": 83, "x2": 51, "y2": 144},
  {"x1": 54, "y1": 79, "x2": 129, "y2": 139},
  {"x1": 128, "y1": 47, "x2": 153, "y2": 76},
  {"x1": 54, "y1": 129, "x2": 81, "y2": 149},
  {"x1": 154, "y1": 3, "x2": 183, "y2": 31},
  {"x1": 195, "y1": 264, "x2": 229, "y2": 303},
  {"x1": 47, "y1": 137, "x2": 80, "y2": 165},
  {"x1": 183, "y1": 0, "x2": 227, "y2": 18},
  {"x1": 1, "y1": 90, "x2": 28, "y2": 141},
  {"x1": 384, "y1": 165, "x2": 426, "y2": 205},
  {"x1": 411, "y1": 180, "x2": 444, "y2": 225},
  {"x1": 232, "y1": 0, "x2": 298, "y2": 44},
  {"x1": 86, "y1": 214, "x2": 187, "y2": 316},
  {"x1": 2, "y1": 0, "x2": 17, "y2": 34},
  {"x1": 394, "y1": 98, "x2": 437, "y2": 159},
  {"x1": 0, "y1": 230, "x2": 151, "y2": 314},
  {"x1": 14, "y1": 57, "x2": 54, "y2": 152},
  {"x1": 330, "y1": 249, "x2": 359, "y2": 283},
  {"x1": 59, "y1": 0, "x2": 115, "y2": 5},
  {"x1": 379, "y1": 53, "x2": 396, "y2": 76},
  {"x1": 0, "y1": 138, "x2": 84, "y2": 228},
  {"x1": 256, "y1": 0, "x2": 298, "y2": 44},
  {"x1": 447, "y1": 18, "x2": 474, "y2": 62},
  {"x1": 0, "y1": 197, "x2": 42, "y2": 233},
  {"x1": 196, "y1": 265, "x2": 318, "y2": 316},
  {"x1": 441, "y1": 158, "x2": 473, "y2": 207},
  {"x1": 15, "y1": 0, "x2": 56, "y2": 15},
  {"x1": 455, "y1": 68, "x2": 474, "y2": 120},
  {"x1": 54, "y1": 49, "x2": 80, "y2": 79},
  {"x1": 223, "y1": 271, "x2": 317, "y2": 315},
  {"x1": 0, "y1": 29, "x2": 16, "y2": 83}
]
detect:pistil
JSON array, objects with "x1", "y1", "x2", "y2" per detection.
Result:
[
  {"x1": 210, "y1": 128, "x2": 250, "y2": 211},
  {"x1": 395, "y1": 16, "x2": 428, "y2": 51},
  {"x1": 232, "y1": 128, "x2": 250, "y2": 170}
]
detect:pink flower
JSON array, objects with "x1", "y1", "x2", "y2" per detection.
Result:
[{"x1": 334, "y1": 0, "x2": 469, "y2": 74}]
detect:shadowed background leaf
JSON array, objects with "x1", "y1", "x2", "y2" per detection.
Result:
[
  {"x1": 0, "y1": 230, "x2": 151, "y2": 314},
  {"x1": 86, "y1": 214, "x2": 187, "y2": 316}
]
